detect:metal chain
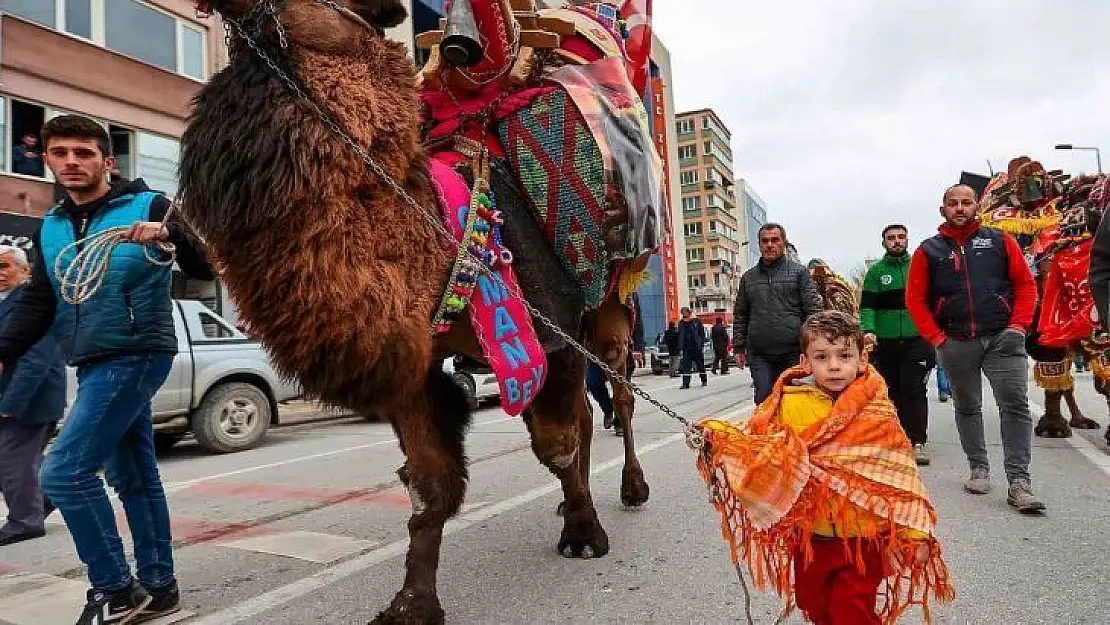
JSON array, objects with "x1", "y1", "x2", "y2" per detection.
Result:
[{"x1": 223, "y1": 16, "x2": 691, "y2": 429}]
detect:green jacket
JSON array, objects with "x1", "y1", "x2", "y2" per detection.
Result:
[{"x1": 859, "y1": 253, "x2": 918, "y2": 339}]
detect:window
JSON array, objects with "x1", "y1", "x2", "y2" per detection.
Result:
[
  {"x1": 704, "y1": 141, "x2": 713, "y2": 156},
  {"x1": 686, "y1": 248, "x2": 705, "y2": 262},
  {"x1": 105, "y1": 0, "x2": 177, "y2": 72},
  {"x1": 688, "y1": 275, "x2": 704, "y2": 288},
  {"x1": 708, "y1": 220, "x2": 718, "y2": 233},
  {"x1": 137, "y1": 132, "x2": 180, "y2": 196},
  {"x1": 684, "y1": 222, "x2": 702, "y2": 237},
  {"x1": 180, "y1": 23, "x2": 206, "y2": 79},
  {"x1": 677, "y1": 145, "x2": 696, "y2": 160},
  {"x1": 681, "y1": 196, "x2": 701, "y2": 211},
  {"x1": 65, "y1": 0, "x2": 92, "y2": 38},
  {"x1": 110, "y1": 125, "x2": 134, "y2": 179},
  {"x1": 8, "y1": 99, "x2": 46, "y2": 178},
  {"x1": 198, "y1": 311, "x2": 236, "y2": 339},
  {"x1": 0, "y1": 0, "x2": 54, "y2": 27},
  {"x1": 680, "y1": 170, "x2": 699, "y2": 186},
  {"x1": 702, "y1": 116, "x2": 711, "y2": 130},
  {"x1": 676, "y1": 119, "x2": 694, "y2": 135}
]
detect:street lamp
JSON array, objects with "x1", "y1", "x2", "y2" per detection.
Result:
[{"x1": 1055, "y1": 144, "x2": 1103, "y2": 174}]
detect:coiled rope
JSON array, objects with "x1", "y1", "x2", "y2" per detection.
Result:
[{"x1": 54, "y1": 205, "x2": 179, "y2": 305}]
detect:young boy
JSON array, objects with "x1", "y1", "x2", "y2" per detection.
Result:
[{"x1": 696, "y1": 311, "x2": 953, "y2": 625}]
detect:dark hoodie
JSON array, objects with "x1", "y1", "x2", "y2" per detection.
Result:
[{"x1": 0, "y1": 179, "x2": 214, "y2": 367}]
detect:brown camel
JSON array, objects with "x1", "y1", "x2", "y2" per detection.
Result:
[{"x1": 178, "y1": 0, "x2": 651, "y2": 622}]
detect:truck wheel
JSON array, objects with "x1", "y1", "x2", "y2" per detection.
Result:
[
  {"x1": 154, "y1": 432, "x2": 186, "y2": 454},
  {"x1": 451, "y1": 372, "x2": 479, "y2": 410},
  {"x1": 192, "y1": 383, "x2": 272, "y2": 454}
]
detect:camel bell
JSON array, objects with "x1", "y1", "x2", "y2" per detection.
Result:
[{"x1": 440, "y1": 0, "x2": 483, "y2": 67}]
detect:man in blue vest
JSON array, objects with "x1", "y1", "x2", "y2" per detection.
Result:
[
  {"x1": 0, "y1": 115, "x2": 213, "y2": 624},
  {"x1": 0, "y1": 245, "x2": 65, "y2": 546},
  {"x1": 906, "y1": 183, "x2": 1043, "y2": 514}
]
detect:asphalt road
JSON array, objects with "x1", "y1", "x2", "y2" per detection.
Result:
[{"x1": 1, "y1": 367, "x2": 1108, "y2": 625}]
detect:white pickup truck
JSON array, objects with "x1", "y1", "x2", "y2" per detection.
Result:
[{"x1": 64, "y1": 300, "x2": 301, "y2": 454}]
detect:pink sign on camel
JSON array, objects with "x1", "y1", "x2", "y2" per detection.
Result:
[{"x1": 428, "y1": 157, "x2": 548, "y2": 416}]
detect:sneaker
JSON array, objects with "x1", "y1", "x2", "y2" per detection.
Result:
[
  {"x1": 1007, "y1": 480, "x2": 1046, "y2": 514},
  {"x1": 602, "y1": 412, "x2": 614, "y2": 430},
  {"x1": 913, "y1": 443, "x2": 931, "y2": 466},
  {"x1": 76, "y1": 581, "x2": 152, "y2": 624},
  {"x1": 938, "y1": 393, "x2": 950, "y2": 403},
  {"x1": 964, "y1": 467, "x2": 991, "y2": 494},
  {"x1": 134, "y1": 581, "x2": 180, "y2": 622}
]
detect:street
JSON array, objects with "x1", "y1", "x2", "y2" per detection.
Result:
[{"x1": 1, "y1": 369, "x2": 1108, "y2": 625}]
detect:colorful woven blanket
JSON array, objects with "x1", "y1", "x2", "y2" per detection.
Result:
[{"x1": 694, "y1": 366, "x2": 954, "y2": 624}]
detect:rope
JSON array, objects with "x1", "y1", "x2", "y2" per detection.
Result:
[{"x1": 54, "y1": 204, "x2": 178, "y2": 306}]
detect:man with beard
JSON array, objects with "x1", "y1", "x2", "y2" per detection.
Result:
[
  {"x1": 0, "y1": 115, "x2": 214, "y2": 623},
  {"x1": 732, "y1": 223, "x2": 823, "y2": 403},
  {"x1": 906, "y1": 184, "x2": 1043, "y2": 514},
  {"x1": 861, "y1": 224, "x2": 934, "y2": 465}
]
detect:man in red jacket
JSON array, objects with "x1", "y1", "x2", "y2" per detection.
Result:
[{"x1": 906, "y1": 184, "x2": 1044, "y2": 514}]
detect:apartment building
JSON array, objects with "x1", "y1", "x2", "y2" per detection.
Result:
[{"x1": 675, "y1": 108, "x2": 746, "y2": 321}]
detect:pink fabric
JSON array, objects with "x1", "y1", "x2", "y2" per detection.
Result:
[{"x1": 429, "y1": 158, "x2": 548, "y2": 416}]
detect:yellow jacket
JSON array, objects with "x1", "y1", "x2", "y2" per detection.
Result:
[{"x1": 779, "y1": 383, "x2": 928, "y2": 540}]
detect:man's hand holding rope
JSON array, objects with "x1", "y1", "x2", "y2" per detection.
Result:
[{"x1": 122, "y1": 222, "x2": 171, "y2": 244}]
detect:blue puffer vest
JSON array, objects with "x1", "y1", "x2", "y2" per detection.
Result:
[{"x1": 40, "y1": 191, "x2": 177, "y2": 366}]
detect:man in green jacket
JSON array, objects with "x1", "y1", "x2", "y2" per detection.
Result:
[{"x1": 860, "y1": 224, "x2": 935, "y2": 465}]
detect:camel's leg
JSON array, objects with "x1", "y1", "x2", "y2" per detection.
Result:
[
  {"x1": 1034, "y1": 389, "x2": 1072, "y2": 438},
  {"x1": 1095, "y1": 377, "x2": 1110, "y2": 446},
  {"x1": 372, "y1": 367, "x2": 473, "y2": 625},
  {"x1": 1064, "y1": 387, "x2": 1101, "y2": 429},
  {"x1": 586, "y1": 297, "x2": 650, "y2": 507},
  {"x1": 525, "y1": 348, "x2": 609, "y2": 559}
]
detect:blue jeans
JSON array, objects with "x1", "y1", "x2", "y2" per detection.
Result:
[
  {"x1": 748, "y1": 350, "x2": 800, "y2": 404},
  {"x1": 586, "y1": 363, "x2": 614, "y2": 416},
  {"x1": 40, "y1": 353, "x2": 175, "y2": 592}
]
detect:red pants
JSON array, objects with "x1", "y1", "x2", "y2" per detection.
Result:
[{"x1": 794, "y1": 538, "x2": 884, "y2": 625}]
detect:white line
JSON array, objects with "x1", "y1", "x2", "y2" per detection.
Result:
[
  {"x1": 189, "y1": 404, "x2": 755, "y2": 625},
  {"x1": 1029, "y1": 400, "x2": 1110, "y2": 478},
  {"x1": 161, "y1": 415, "x2": 510, "y2": 494}
]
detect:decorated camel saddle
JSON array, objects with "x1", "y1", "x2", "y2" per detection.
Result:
[
  {"x1": 413, "y1": 0, "x2": 662, "y2": 413},
  {"x1": 807, "y1": 258, "x2": 859, "y2": 317}
]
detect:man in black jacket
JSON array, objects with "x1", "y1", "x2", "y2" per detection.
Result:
[
  {"x1": 710, "y1": 316, "x2": 730, "y2": 374},
  {"x1": 678, "y1": 307, "x2": 707, "y2": 388},
  {"x1": 732, "y1": 223, "x2": 824, "y2": 403},
  {"x1": 662, "y1": 321, "x2": 680, "y2": 377}
]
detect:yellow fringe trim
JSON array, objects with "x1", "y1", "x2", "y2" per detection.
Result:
[
  {"x1": 617, "y1": 267, "x2": 651, "y2": 304},
  {"x1": 979, "y1": 214, "x2": 1060, "y2": 235},
  {"x1": 1033, "y1": 361, "x2": 1074, "y2": 391}
]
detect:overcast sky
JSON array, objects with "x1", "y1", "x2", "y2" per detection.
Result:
[{"x1": 653, "y1": 0, "x2": 1110, "y2": 274}]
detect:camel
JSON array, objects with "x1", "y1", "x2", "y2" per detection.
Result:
[
  {"x1": 178, "y1": 0, "x2": 659, "y2": 622},
  {"x1": 978, "y1": 160, "x2": 1106, "y2": 439}
]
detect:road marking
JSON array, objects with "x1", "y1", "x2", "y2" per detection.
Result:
[
  {"x1": 161, "y1": 415, "x2": 511, "y2": 494},
  {"x1": 190, "y1": 404, "x2": 755, "y2": 625},
  {"x1": 1029, "y1": 400, "x2": 1110, "y2": 478},
  {"x1": 219, "y1": 531, "x2": 379, "y2": 565},
  {"x1": 179, "y1": 481, "x2": 412, "y2": 509}
]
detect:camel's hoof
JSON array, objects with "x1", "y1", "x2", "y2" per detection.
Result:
[
  {"x1": 370, "y1": 589, "x2": 444, "y2": 625},
  {"x1": 1069, "y1": 416, "x2": 1102, "y2": 430},
  {"x1": 620, "y1": 464, "x2": 650, "y2": 508},
  {"x1": 557, "y1": 506, "x2": 609, "y2": 560},
  {"x1": 1035, "y1": 415, "x2": 1072, "y2": 438}
]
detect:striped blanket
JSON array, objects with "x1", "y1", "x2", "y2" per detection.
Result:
[{"x1": 695, "y1": 366, "x2": 954, "y2": 624}]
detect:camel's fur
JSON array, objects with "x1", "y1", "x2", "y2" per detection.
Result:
[{"x1": 179, "y1": 0, "x2": 642, "y2": 621}]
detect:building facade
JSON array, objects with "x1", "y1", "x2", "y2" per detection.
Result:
[
  {"x1": 736, "y1": 178, "x2": 768, "y2": 268},
  {"x1": 675, "y1": 108, "x2": 745, "y2": 322}
]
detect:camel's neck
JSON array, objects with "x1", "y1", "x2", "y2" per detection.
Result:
[{"x1": 296, "y1": 37, "x2": 423, "y2": 185}]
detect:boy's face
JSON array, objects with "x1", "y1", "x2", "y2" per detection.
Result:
[{"x1": 800, "y1": 335, "x2": 865, "y2": 394}]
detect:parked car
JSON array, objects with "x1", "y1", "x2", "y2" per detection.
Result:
[
  {"x1": 64, "y1": 300, "x2": 301, "y2": 454},
  {"x1": 442, "y1": 354, "x2": 499, "y2": 409}
]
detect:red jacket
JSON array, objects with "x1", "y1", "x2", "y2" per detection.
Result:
[{"x1": 906, "y1": 221, "x2": 1037, "y2": 347}]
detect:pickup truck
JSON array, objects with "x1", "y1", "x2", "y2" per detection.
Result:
[{"x1": 64, "y1": 300, "x2": 301, "y2": 454}]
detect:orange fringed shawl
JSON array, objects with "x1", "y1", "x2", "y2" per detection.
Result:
[{"x1": 695, "y1": 366, "x2": 954, "y2": 624}]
